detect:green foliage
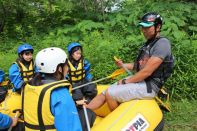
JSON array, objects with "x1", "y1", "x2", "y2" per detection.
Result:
[
  {"x1": 0, "y1": 0, "x2": 196, "y2": 100},
  {"x1": 164, "y1": 99, "x2": 197, "y2": 131}
]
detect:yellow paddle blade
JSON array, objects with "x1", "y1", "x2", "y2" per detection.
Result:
[
  {"x1": 114, "y1": 56, "x2": 119, "y2": 61},
  {"x1": 108, "y1": 68, "x2": 126, "y2": 79},
  {"x1": 72, "y1": 69, "x2": 126, "y2": 91}
]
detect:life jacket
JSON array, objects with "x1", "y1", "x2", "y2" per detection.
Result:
[
  {"x1": 15, "y1": 59, "x2": 34, "y2": 82},
  {"x1": 68, "y1": 60, "x2": 85, "y2": 84},
  {"x1": 134, "y1": 37, "x2": 174, "y2": 89},
  {"x1": 0, "y1": 89, "x2": 22, "y2": 119},
  {"x1": 22, "y1": 80, "x2": 71, "y2": 131}
]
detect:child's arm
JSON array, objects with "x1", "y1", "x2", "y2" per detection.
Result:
[
  {"x1": 9, "y1": 64, "x2": 24, "y2": 92},
  {"x1": 83, "y1": 59, "x2": 92, "y2": 81}
]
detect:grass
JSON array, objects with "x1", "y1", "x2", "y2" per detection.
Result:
[
  {"x1": 164, "y1": 99, "x2": 197, "y2": 131},
  {"x1": 0, "y1": 53, "x2": 16, "y2": 73}
]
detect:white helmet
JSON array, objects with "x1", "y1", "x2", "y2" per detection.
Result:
[{"x1": 35, "y1": 47, "x2": 67, "y2": 73}]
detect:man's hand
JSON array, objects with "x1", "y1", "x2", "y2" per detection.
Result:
[{"x1": 114, "y1": 57, "x2": 124, "y2": 68}]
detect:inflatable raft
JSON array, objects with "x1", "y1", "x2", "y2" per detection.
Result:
[
  {"x1": 0, "y1": 85, "x2": 164, "y2": 131},
  {"x1": 91, "y1": 85, "x2": 164, "y2": 131}
]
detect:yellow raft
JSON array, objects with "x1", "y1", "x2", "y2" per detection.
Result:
[
  {"x1": 0, "y1": 85, "x2": 164, "y2": 131},
  {"x1": 92, "y1": 85, "x2": 164, "y2": 131}
]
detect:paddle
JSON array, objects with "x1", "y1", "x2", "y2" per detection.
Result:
[
  {"x1": 83, "y1": 105, "x2": 91, "y2": 131},
  {"x1": 72, "y1": 68, "x2": 126, "y2": 91}
]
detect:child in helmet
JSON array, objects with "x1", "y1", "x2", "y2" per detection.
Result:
[
  {"x1": 67, "y1": 42, "x2": 97, "y2": 102},
  {"x1": 67, "y1": 42, "x2": 97, "y2": 130},
  {"x1": 23, "y1": 47, "x2": 82, "y2": 131},
  {"x1": 9, "y1": 43, "x2": 36, "y2": 92}
]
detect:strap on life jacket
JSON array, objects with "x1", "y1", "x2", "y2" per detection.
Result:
[
  {"x1": 68, "y1": 60, "x2": 85, "y2": 84},
  {"x1": 16, "y1": 59, "x2": 35, "y2": 81}
]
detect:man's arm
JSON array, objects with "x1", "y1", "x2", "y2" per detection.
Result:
[
  {"x1": 84, "y1": 59, "x2": 93, "y2": 81},
  {"x1": 125, "y1": 56, "x2": 163, "y2": 83}
]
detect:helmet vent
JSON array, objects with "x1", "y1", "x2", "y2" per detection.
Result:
[{"x1": 41, "y1": 63, "x2": 44, "y2": 66}]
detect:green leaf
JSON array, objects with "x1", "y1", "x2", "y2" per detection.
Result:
[
  {"x1": 172, "y1": 31, "x2": 185, "y2": 40},
  {"x1": 189, "y1": 26, "x2": 197, "y2": 32}
]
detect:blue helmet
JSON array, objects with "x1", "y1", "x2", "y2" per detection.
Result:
[
  {"x1": 0, "y1": 70, "x2": 5, "y2": 83},
  {"x1": 17, "y1": 43, "x2": 33, "y2": 54},
  {"x1": 67, "y1": 42, "x2": 82, "y2": 54}
]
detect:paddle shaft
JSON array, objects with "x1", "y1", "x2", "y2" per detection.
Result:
[
  {"x1": 114, "y1": 56, "x2": 132, "y2": 75},
  {"x1": 120, "y1": 63, "x2": 132, "y2": 75},
  {"x1": 72, "y1": 76, "x2": 109, "y2": 91},
  {"x1": 83, "y1": 105, "x2": 91, "y2": 131}
]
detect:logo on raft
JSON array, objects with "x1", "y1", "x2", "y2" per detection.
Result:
[{"x1": 121, "y1": 114, "x2": 149, "y2": 131}]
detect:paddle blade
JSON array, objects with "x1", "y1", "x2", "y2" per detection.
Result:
[
  {"x1": 114, "y1": 56, "x2": 119, "y2": 61},
  {"x1": 108, "y1": 68, "x2": 126, "y2": 79}
]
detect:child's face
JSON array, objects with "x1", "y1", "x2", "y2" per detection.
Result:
[
  {"x1": 22, "y1": 51, "x2": 33, "y2": 62},
  {"x1": 72, "y1": 49, "x2": 82, "y2": 61}
]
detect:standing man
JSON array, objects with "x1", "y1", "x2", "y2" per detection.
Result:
[{"x1": 87, "y1": 12, "x2": 174, "y2": 111}]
